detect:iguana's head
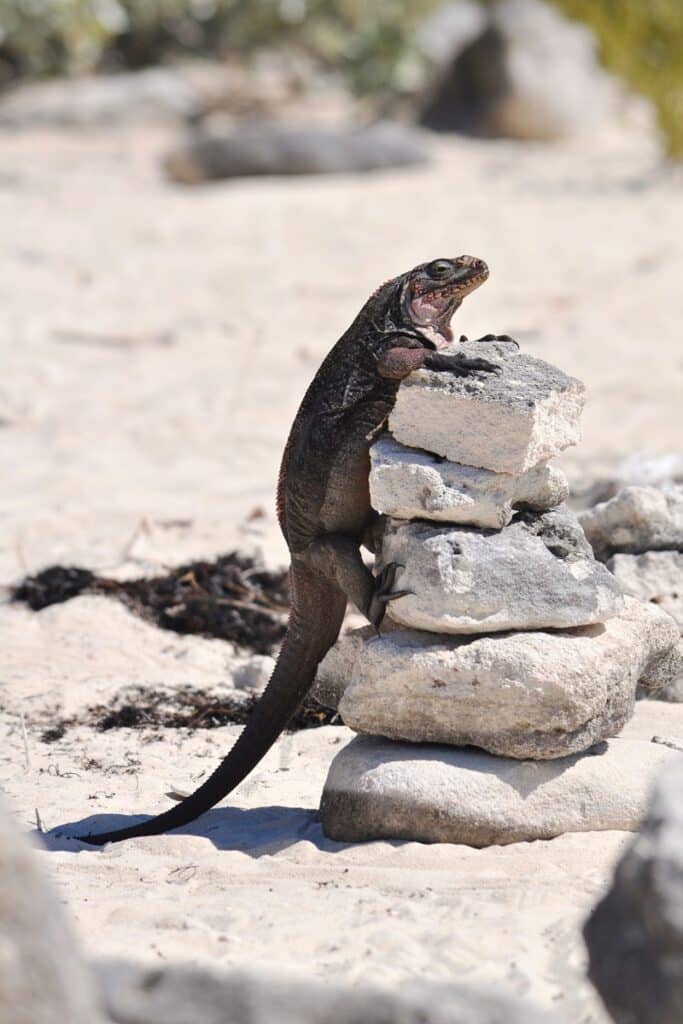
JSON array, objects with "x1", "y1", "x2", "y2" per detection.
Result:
[{"x1": 402, "y1": 255, "x2": 489, "y2": 346}]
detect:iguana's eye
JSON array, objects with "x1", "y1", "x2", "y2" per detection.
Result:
[{"x1": 426, "y1": 259, "x2": 452, "y2": 279}]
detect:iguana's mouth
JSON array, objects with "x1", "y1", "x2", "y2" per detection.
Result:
[{"x1": 407, "y1": 268, "x2": 488, "y2": 347}]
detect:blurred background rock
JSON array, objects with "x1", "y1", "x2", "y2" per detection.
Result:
[{"x1": 0, "y1": 0, "x2": 681, "y2": 157}]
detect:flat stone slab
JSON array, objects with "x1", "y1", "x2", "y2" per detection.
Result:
[
  {"x1": 369, "y1": 434, "x2": 568, "y2": 529},
  {"x1": 320, "y1": 734, "x2": 679, "y2": 847},
  {"x1": 580, "y1": 485, "x2": 683, "y2": 560},
  {"x1": 608, "y1": 550, "x2": 683, "y2": 631},
  {"x1": 380, "y1": 508, "x2": 623, "y2": 634},
  {"x1": 339, "y1": 598, "x2": 678, "y2": 759},
  {"x1": 388, "y1": 339, "x2": 585, "y2": 474}
]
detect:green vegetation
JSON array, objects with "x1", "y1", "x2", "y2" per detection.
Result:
[
  {"x1": 550, "y1": 0, "x2": 683, "y2": 156},
  {"x1": 0, "y1": 0, "x2": 440, "y2": 93},
  {"x1": 0, "y1": 0, "x2": 681, "y2": 154}
]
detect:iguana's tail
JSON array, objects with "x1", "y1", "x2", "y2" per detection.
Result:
[{"x1": 78, "y1": 564, "x2": 346, "y2": 845}]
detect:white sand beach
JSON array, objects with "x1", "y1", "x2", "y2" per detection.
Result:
[{"x1": 1, "y1": 116, "x2": 682, "y2": 1021}]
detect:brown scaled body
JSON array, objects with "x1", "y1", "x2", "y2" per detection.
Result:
[{"x1": 79, "y1": 255, "x2": 501, "y2": 845}]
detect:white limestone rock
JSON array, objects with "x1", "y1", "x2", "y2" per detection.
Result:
[
  {"x1": 369, "y1": 434, "x2": 568, "y2": 528},
  {"x1": 380, "y1": 508, "x2": 623, "y2": 634},
  {"x1": 580, "y1": 485, "x2": 683, "y2": 561},
  {"x1": 0, "y1": 797, "x2": 104, "y2": 1024},
  {"x1": 320, "y1": 733, "x2": 679, "y2": 847},
  {"x1": 232, "y1": 654, "x2": 276, "y2": 693},
  {"x1": 608, "y1": 551, "x2": 683, "y2": 631},
  {"x1": 314, "y1": 627, "x2": 374, "y2": 709},
  {"x1": 339, "y1": 598, "x2": 678, "y2": 760},
  {"x1": 388, "y1": 339, "x2": 584, "y2": 474}
]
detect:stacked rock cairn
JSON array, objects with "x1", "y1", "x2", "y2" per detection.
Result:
[{"x1": 319, "y1": 339, "x2": 680, "y2": 847}]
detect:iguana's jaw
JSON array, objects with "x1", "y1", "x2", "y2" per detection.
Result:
[{"x1": 406, "y1": 256, "x2": 489, "y2": 349}]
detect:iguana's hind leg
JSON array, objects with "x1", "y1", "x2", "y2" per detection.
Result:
[{"x1": 307, "y1": 533, "x2": 407, "y2": 629}]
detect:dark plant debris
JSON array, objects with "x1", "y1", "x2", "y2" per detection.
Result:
[
  {"x1": 12, "y1": 553, "x2": 290, "y2": 655},
  {"x1": 14, "y1": 566, "x2": 96, "y2": 610},
  {"x1": 37, "y1": 685, "x2": 339, "y2": 744}
]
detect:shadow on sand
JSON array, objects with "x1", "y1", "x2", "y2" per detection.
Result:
[{"x1": 38, "y1": 803, "x2": 351, "y2": 856}]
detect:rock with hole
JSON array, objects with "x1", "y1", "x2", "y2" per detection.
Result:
[{"x1": 379, "y1": 508, "x2": 623, "y2": 634}]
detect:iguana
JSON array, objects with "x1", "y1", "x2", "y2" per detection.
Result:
[{"x1": 80, "y1": 255, "x2": 499, "y2": 845}]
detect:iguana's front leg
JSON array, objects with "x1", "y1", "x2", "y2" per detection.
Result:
[{"x1": 377, "y1": 345, "x2": 501, "y2": 380}]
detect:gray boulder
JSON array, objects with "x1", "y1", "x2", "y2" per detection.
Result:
[
  {"x1": 339, "y1": 598, "x2": 677, "y2": 760},
  {"x1": 320, "y1": 733, "x2": 678, "y2": 847},
  {"x1": 584, "y1": 755, "x2": 683, "y2": 1024},
  {"x1": 0, "y1": 69, "x2": 198, "y2": 128},
  {"x1": 164, "y1": 121, "x2": 428, "y2": 183},
  {"x1": 580, "y1": 486, "x2": 683, "y2": 561},
  {"x1": 0, "y1": 797, "x2": 104, "y2": 1024},
  {"x1": 420, "y1": 0, "x2": 631, "y2": 140},
  {"x1": 608, "y1": 551, "x2": 683, "y2": 631},
  {"x1": 639, "y1": 639, "x2": 683, "y2": 704},
  {"x1": 379, "y1": 508, "x2": 623, "y2": 635},
  {"x1": 389, "y1": 339, "x2": 584, "y2": 475},
  {"x1": 369, "y1": 434, "x2": 568, "y2": 528},
  {"x1": 96, "y1": 958, "x2": 561, "y2": 1024}
]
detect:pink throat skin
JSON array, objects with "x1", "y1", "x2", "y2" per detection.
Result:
[{"x1": 406, "y1": 258, "x2": 489, "y2": 349}]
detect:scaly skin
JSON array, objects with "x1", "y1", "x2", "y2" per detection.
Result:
[{"x1": 79, "y1": 256, "x2": 500, "y2": 845}]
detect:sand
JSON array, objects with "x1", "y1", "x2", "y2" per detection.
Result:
[{"x1": 1, "y1": 113, "x2": 682, "y2": 1020}]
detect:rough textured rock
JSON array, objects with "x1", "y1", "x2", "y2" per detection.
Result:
[
  {"x1": 580, "y1": 486, "x2": 683, "y2": 561},
  {"x1": 314, "y1": 626, "x2": 374, "y2": 710},
  {"x1": 164, "y1": 121, "x2": 428, "y2": 183},
  {"x1": 96, "y1": 958, "x2": 560, "y2": 1024},
  {"x1": 608, "y1": 551, "x2": 683, "y2": 631},
  {"x1": 369, "y1": 434, "x2": 568, "y2": 528},
  {"x1": 639, "y1": 639, "x2": 683, "y2": 704},
  {"x1": 339, "y1": 598, "x2": 677, "y2": 760},
  {"x1": 0, "y1": 797, "x2": 104, "y2": 1024},
  {"x1": 420, "y1": 0, "x2": 631, "y2": 140},
  {"x1": 584, "y1": 756, "x2": 683, "y2": 1024},
  {"x1": 0, "y1": 69, "x2": 198, "y2": 128},
  {"x1": 389, "y1": 339, "x2": 584, "y2": 474},
  {"x1": 380, "y1": 509, "x2": 623, "y2": 635},
  {"x1": 320, "y1": 734, "x2": 677, "y2": 847}
]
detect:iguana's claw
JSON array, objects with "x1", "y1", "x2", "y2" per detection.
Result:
[
  {"x1": 456, "y1": 355, "x2": 500, "y2": 374},
  {"x1": 367, "y1": 562, "x2": 413, "y2": 631},
  {"x1": 471, "y1": 333, "x2": 520, "y2": 349}
]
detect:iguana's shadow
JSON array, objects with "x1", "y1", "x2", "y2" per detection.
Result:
[{"x1": 39, "y1": 804, "x2": 348, "y2": 857}]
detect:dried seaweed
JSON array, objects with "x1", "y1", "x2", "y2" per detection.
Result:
[{"x1": 12, "y1": 553, "x2": 290, "y2": 654}]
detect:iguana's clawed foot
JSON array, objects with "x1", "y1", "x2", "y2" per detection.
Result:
[
  {"x1": 425, "y1": 350, "x2": 500, "y2": 377},
  {"x1": 454, "y1": 354, "x2": 500, "y2": 374},
  {"x1": 367, "y1": 562, "x2": 412, "y2": 631}
]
